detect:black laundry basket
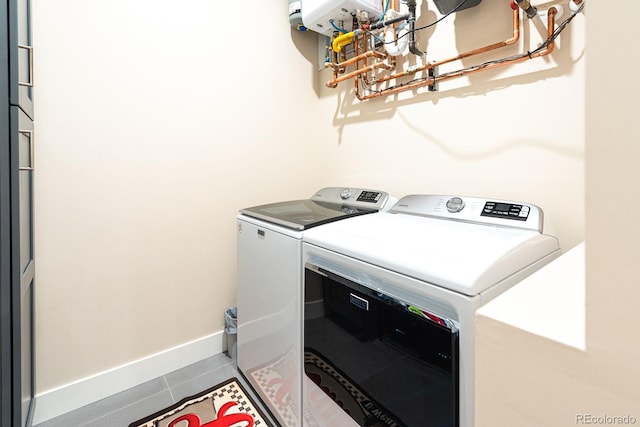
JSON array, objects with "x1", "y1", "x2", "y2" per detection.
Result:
[{"x1": 224, "y1": 306, "x2": 237, "y2": 360}]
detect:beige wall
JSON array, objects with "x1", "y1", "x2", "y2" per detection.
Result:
[
  {"x1": 476, "y1": 2, "x2": 640, "y2": 425},
  {"x1": 32, "y1": 0, "x2": 331, "y2": 394},
  {"x1": 33, "y1": 0, "x2": 586, "y2": 414}
]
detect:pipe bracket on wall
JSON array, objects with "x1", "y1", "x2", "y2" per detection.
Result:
[{"x1": 428, "y1": 66, "x2": 438, "y2": 92}]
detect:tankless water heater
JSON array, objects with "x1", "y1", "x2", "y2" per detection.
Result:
[{"x1": 301, "y1": 0, "x2": 383, "y2": 36}]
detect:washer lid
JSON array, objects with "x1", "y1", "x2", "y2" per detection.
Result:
[
  {"x1": 240, "y1": 199, "x2": 376, "y2": 231},
  {"x1": 303, "y1": 211, "x2": 560, "y2": 295},
  {"x1": 239, "y1": 187, "x2": 390, "y2": 231}
]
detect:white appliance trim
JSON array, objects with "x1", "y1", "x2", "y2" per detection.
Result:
[{"x1": 32, "y1": 331, "x2": 224, "y2": 424}]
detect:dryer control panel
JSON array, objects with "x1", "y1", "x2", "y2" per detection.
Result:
[
  {"x1": 391, "y1": 195, "x2": 544, "y2": 232},
  {"x1": 481, "y1": 201, "x2": 530, "y2": 221}
]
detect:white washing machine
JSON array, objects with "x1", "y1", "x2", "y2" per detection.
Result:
[
  {"x1": 236, "y1": 187, "x2": 394, "y2": 427},
  {"x1": 301, "y1": 194, "x2": 561, "y2": 427}
]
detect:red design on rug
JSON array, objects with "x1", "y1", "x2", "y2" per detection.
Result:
[
  {"x1": 266, "y1": 354, "x2": 296, "y2": 406},
  {"x1": 167, "y1": 401, "x2": 255, "y2": 427}
]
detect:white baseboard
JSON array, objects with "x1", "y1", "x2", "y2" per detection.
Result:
[{"x1": 33, "y1": 330, "x2": 225, "y2": 425}]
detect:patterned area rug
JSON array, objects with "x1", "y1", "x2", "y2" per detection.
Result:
[
  {"x1": 304, "y1": 349, "x2": 407, "y2": 427},
  {"x1": 246, "y1": 350, "x2": 299, "y2": 427},
  {"x1": 128, "y1": 377, "x2": 272, "y2": 427}
]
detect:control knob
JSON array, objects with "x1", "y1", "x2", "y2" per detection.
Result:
[
  {"x1": 446, "y1": 197, "x2": 465, "y2": 213},
  {"x1": 340, "y1": 188, "x2": 352, "y2": 200}
]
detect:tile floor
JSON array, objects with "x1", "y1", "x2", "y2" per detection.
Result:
[{"x1": 33, "y1": 353, "x2": 277, "y2": 427}]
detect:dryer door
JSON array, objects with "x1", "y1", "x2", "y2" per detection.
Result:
[{"x1": 304, "y1": 264, "x2": 459, "y2": 427}]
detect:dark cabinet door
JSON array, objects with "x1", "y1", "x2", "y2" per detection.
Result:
[
  {"x1": 1, "y1": 0, "x2": 12, "y2": 422},
  {"x1": 0, "y1": 110, "x2": 35, "y2": 427},
  {"x1": 1, "y1": 109, "x2": 35, "y2": 427},
  {"x1": 1, "y1": 60, "x2": 14, "y2": 427},
  {"x1": 15, "y1": 108, "x2": 35, "y2": 427},
  {"x1": 2, "y1": 0, "x2": 36, "y2": 425},
  {"x1": 9, "y1": 0, "x2": 34, "y2": 119}
]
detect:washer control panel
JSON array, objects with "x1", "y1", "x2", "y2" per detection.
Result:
[
  {"x1": 356, "y1": 190, "x2": 384, "y2": 203},
  {"x1": 391, "y1": 195, "x2": 544, "y2": 232},
  {"x1": 312, "y1": 187, "x2": 391, "y2": 210}
]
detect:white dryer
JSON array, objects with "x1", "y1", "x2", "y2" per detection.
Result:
[
  {"x1": 301, "y1": 195, "x2": 561, "y2": 427},
  {"x1": 236, "y1": 187, "x2": 393, "y2": 427}
]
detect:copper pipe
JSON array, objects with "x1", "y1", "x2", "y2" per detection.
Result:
[
  {"x1": 327, "y1": 43, "x2": 339, "y2": 88},
  {"x1": 432, "y1": 7, "x2": 520, "y2": 67},
  {"x1": 360, "y1": 33, "x2": 382, "y2": 87},
  {"x1": 357, "y1": 34, "x2": 371, "y2": 88},
  {"x1": 331, "y1": 34, "x2": 389, "y2": 90},
  {"x1": 331, "y1": 0, "x2": 394, "y2": 93},
  {"x1": 354, "y1": 30, "x2": 362, "y2": 96},
  {"x1": 355, "y1": 1, "x2": 396, "y2": 98},
  {"x1": 435, "y1": 6, "x2": 556, "y2": 83},
  {"x1": 327, "y1": 49, "x2": 386, "y2": 71},
  {"x1": 327, "y1": 60, "x2": 393, "y2": 88},
  {"x1": 368, "y1": 7, "x2": 520, "y2": 88},
  {"x1": 356, "y1": 7, "x2": 556, "y2": 100},
  {"x1": 357, "y1": 76, "x2": 431, "y2": 100}
]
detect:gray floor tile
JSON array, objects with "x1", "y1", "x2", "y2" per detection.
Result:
[
  {"x1": 33, "y1": 354, "x2": 234, "y2": 427},
  {"x1": 31, "y1": 408, "x2": 99, "y2": 427},
  {"x1": 32, "y1": 353, "x2": 279, "y2": 427},
  {"x1": 164, "y1": 353, "x2": 232, "y2": 389},
  {"x1": 88, "y1": 377, "x2": 169, "y2": 419},
  {"x1": 168, "y1": 363, "x2": 238, "y2": 403},
  {"x1": 83, "y1": 390, "x2": 174, "y2": 427}
]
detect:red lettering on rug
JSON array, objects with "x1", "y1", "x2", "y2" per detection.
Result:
[{"x1": 167, "y1": 401, "x2": 254, "y2": 427}]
